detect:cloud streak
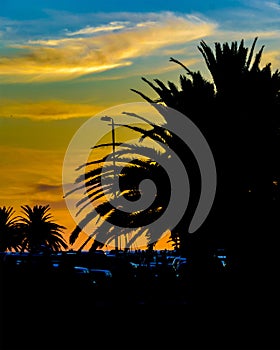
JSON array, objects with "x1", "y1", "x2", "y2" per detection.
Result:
[
  {"x1": 0, "y1": 99, "x2": 106, "y2": 119},
  {"x1": 65, "y1": 21, "x2": 128, "y2": 36},
  {"x1": 0, "y1": 13, "x2": 217, "y2": 83}
]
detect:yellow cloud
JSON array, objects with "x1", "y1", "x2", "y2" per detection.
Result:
[
  {"x1": 0, "y1": 14, "x2": 217, "y2": 82},
  {"x1": 80, "y1": 57, "x2": 200, "y2": 82},
  {"x1": 0, "y1": 99, "x2": 107, "y2": 119},
  {"x1": 262, "y1": 50, "x2": 280, "y2": 70}
]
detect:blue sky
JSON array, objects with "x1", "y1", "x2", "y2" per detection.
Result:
[
  {"x1": 0, "y1": 1, "x2": 242, "y2": 18},
  {"x1": 0, "y1": 0, "x2": 279, "y2": 129},
  {"x1": 1, "y1": 1, "x2": 280, "y2": 86},
  {"x1": 1, "y1": 0, "x2": 280, "y2": 248}
]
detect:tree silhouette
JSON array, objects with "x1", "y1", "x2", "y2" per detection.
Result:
[
  {"x1": 66, "y1": 133, "x2": 171, "y2": 250},
  {"x1": 131, "y1": 37, "x2": 280, "y2": 267},
  {"x1": 66, "y1": 36, "x2": 279, "y2": 264},
  {"x1": 0, "y1": 206, "x2": 22, "y2": 252},
  {"x1": 18, "y1": 204, "x2": 68, "y2": 253},
  {"x1": 65, "y1": 106, "x2": 203, "y2": 252}
]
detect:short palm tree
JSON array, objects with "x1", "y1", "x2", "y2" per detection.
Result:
[
  {"x1": 18, "y1": 204, "x2": 68, "y2": 253},
  {"x1": 0, "y1": 206, "x2": 22, "y2": 252}
]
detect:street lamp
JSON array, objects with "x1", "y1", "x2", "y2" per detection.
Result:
[
  {"x1": 100, "y1": 116, "x2": 118, "y2": 252},
  {"x1": 101, "y1": 116, "x2": 116, "y2": 183}
]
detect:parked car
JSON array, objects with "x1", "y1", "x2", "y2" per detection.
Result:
[
  {"x1": 172, "y1": 256, "x2": 187, "y2": 271},
  {"x1": 87, "y1": 267, "x2": 113, "y2": 288}
]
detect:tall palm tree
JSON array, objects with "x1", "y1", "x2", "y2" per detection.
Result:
[
  {"x1": 131, "y1": 58, "x2": 215, "y2": 134},
  {"x1": 0, "y1": 206, "x2": 22, "y2": 252},
  {"x1": 131, "y1": 37, "x2": 280, "y2": 266},
  {"x1": 67, "y1": 37, "x2": 279, "y2": 260},
  {"x1": 18, "y1": 204, "x2": 68, "y2": 253},
  {"x1": 197, "y1": 37, "x2": 280, "y2": 244}
]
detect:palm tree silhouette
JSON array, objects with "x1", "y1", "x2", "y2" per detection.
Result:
[
  {"x1": 67, "y1": 37, "x2": 279, "y2": 261},
  {"x1": 65, "y1": 106, "x2": 202, "y2": 252},
  {"x1": 196, "y1": 37, "x2": 280, "y2": 258},
  {"x1": 127, "y1": 37, "x2": 280, "y2": 314},
  {"x1": 0, "y1": 206, "x2": 22, "y2": 252},
  {"x1": 18, "y1": 204, "x2": 68, "y2": 253},
  {"x1": 66, "y1": 139, "x2": 171, "y2": 251},
  {"x1": 131, "y1": 37, "x2": 280, "y2": 261}
]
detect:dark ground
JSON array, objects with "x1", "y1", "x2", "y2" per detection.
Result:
[
  {"x1": 1, "y1": 276, "x2": 279, "y2": 350},
  {"x1": 1, "y1": 250, "x2": 279, "y2": 350}
]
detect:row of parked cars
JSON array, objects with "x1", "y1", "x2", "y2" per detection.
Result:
[
  {"x1": 1, "y1": 248, "x2": 227, "y2": 303},
  {"x1": 0, "y1": 250, "x2": 114, "y2": 295},
  {"x1": 1, "y1": 249, "x2": 188, "y2": 292}
]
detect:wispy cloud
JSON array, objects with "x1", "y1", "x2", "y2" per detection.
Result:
[
  {"x1": 34, "y1": 183, "x2": 64, "y2": 193},
  {"x1": 264, "y1": 1, "x2": 280, "y2": 11},
  {"x1": 65, "y1": 22, "x2": 128, "y2": 36},
  {"x1": 245, "y1": 0, "x2": 280, "y2": 11},
  {"x1": 0, "y1": 99, "x2": 106, "y2": 119},
  {"x1": 0, "y1": 13, "x2": 217, "y2": 83},
  {"x1": 80, "y1": 57, "x2": 200, "y2": 82}
]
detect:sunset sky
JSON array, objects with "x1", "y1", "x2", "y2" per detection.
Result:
[{"x1": 1, "y1": 0, "x2": 280, "y2": 250}]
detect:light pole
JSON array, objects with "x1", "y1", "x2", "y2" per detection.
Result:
[{"x1": 100, "y1": 116, "x2": 118, "y2": 252}]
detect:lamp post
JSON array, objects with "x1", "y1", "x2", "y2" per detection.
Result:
[
  {"x1": 100, "y1": 116, "x2": 118, "y2": 252},
  {"x1": 101, "y1": 116, "x2": 116, "y2": 182}
]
